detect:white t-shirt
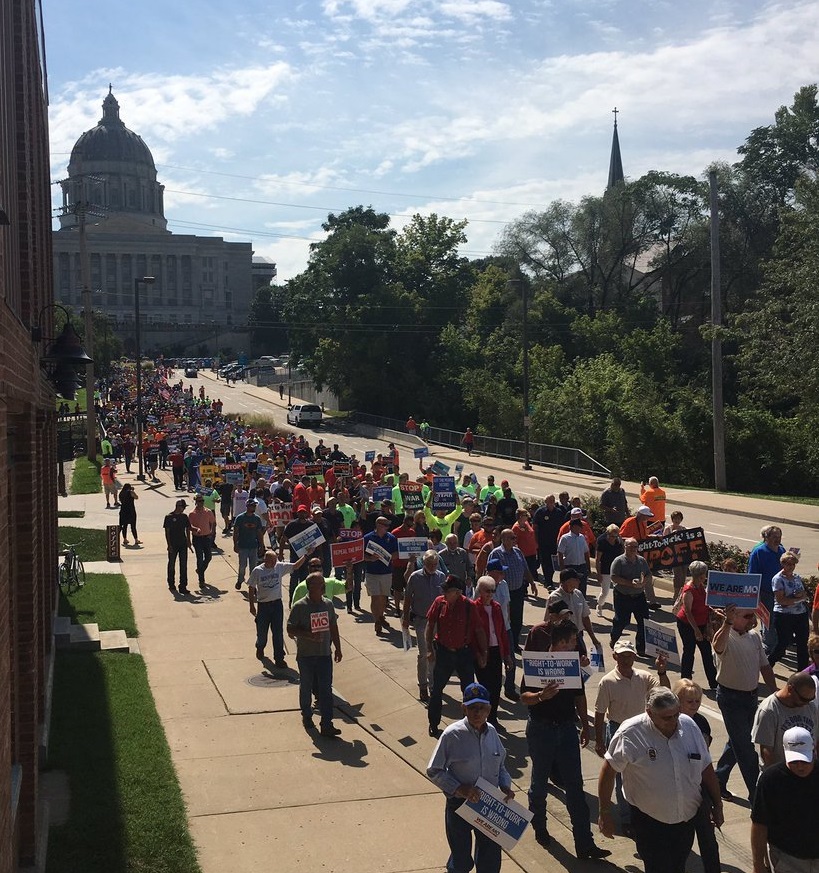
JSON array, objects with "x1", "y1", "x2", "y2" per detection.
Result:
[
  {"x1": 248, "y1": 561, "x2": 295, "y2": 603},
  {"x1": 233, "y1": 488, "x2": 249, "y2": 516}
]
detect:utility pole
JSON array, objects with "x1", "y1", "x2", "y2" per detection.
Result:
[
  {"x1": 510, "y1": 277, "x2": 532, "y2": 470},
  {"x1": 78, "y1": 203, "x2": 97, "y2": 461},
  {"x1": 709, "y1": 170, "x2": 726, "y2": 491}
]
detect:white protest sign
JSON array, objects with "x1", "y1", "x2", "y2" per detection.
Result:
[
  {"x1": 288, "y1": 523, "x2": 326, "y2": 558},
  {"x1": 521, "y1": 651, "x2": 582, "y2": 689},
  {"x1": 397, "y1": 537, "x2": 430, "y2": 558},
  {"x1": 310, "y1": 610, "x2": 330, "y2": 633},
  {"x1": 365, "y1": 539, "x2": 392, "y2": 565},
  {"x1": 643, "y1": 619, "x2": 681, "y2": 664},
  {"x1": 455, "y1": 778, "x2": 533, "y2": 851}
]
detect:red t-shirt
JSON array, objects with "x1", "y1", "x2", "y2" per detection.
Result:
[
  {"x1": 391, "y1": 524, "x2": 416, "y2": 567},
  {"x1": 675, "y1": 582, "x2": 709, "y2": 626},
  {"x1": 512, "y1": 521, "x2": 537, "y2": 558},
  {"x1": 427, "y1": 595, "x2": 477, "y2": 650}
]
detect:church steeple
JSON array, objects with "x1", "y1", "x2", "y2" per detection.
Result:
[{"x1": 607, "y1": 107, "x2": 624, "y2": 190}]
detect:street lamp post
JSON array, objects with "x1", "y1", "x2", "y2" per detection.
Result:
[{"x1": 134, "y1": 276, "x2": 155, "y2": 481}]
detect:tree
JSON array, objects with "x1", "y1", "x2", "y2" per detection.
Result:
[{"x1": 248, "y1": 284, "x2": 288, "y2": 355}]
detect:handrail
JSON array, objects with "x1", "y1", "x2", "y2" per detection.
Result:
[{"x1": 350, "y1": 412, "x2": 611, "y2": 477}]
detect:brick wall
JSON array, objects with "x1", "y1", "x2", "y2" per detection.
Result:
[{"x1": 0, "y1": 0, "x2": 58, "y2": 870}]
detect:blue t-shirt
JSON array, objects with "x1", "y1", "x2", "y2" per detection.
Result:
[
  {"x1": 748, "y1": 543, "x2": 786, "y2": 595},
  {"x1": 234, "y1": 511, "x2": 265, "y2": 549},
  {"x1": 363, "y1": 531, "x2": 398, "y2": 576}
]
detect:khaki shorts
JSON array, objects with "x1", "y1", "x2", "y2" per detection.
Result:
[{"x1": 365, "y1": 572, "x2": 392, "y2": 597}]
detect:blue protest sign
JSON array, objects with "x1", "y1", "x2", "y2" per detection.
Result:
[
  {"x1": 414, "y1": 446, "x2": 429, "y2": 459},
  {"x1": 455, "y1": 778, "x2": 533, "y2": 851},
  {"x1": 706, "y1": 571, "x2": 761, "y2": 610},
  {"x1": 372, "y1": 485, "x2": 393, "y2": 505},
  {"x1": 397, "y1": 537, "x2": 430, "y2": 558},
  {"x1": 454, "y1": 464, "x2": 464, "y2": 477},
  {"x1": 432, "y1": 476, "x2": 456, "y2": 511},
  {"x1": 288, "y1": 523, "x2": 326, "y2": 558},
  {"x1": 521, "y1": 651, "x2": 582, "y2": 689},
  {"x1": 430, "y1": 459, "x2": 450, "y2": 476},
  {"x1": 644, "y1": 619, "x2": 680, "y2": 664},
  {"x1": 256, "y1": 464, "x2": 274, "y2": 479},
  {"x1": 364, "y1": 450, "x2": 376, "y2": 463}
]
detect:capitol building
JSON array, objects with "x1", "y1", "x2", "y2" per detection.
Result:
[{"x1": 53, "y1": 88, "x2": 273, "y2": 353}]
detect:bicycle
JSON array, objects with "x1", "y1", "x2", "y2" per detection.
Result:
[{"x1": 58, "y1": 542, "x2": 86, "y2": 595}]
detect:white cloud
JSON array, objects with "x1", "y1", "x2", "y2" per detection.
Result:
[{"x1": 439, "y1": 0, "x2": 512, "y2": 23}]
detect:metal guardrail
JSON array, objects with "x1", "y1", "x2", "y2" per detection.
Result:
[{"x1": 351, "y1": 412, "x2": 611, "y2": 477}]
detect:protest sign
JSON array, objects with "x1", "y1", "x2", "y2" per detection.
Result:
[
  {"x1": 243, "y1": 453, "x2": 256, "y2": 462},
  {"x1": 454, "y1": 463, "x2": 464, "y2": 477},
  {"x1": 269, "y1": 502, "x2": 292, "y2": 525},
  {"x1": 430, "y1": 459, "x2": 451, "y2": 476},
  {"x1": 256, "y1": 463, "x2": 274, "y2": 479},
  {"x1": 644, "y1": 619, "x2": 681, "y2": 664},
  {"x1": 331, "y1": 539, "x2": 365, "y2": 567},
  {"x1": 334, "y1": 462, "x2": 352, "y2": 477},
  {"x1": 637, "y1": 527, "x2": 710, "y2": 571},
  {"x1": 455, "y1": 778, "x2": 533, "y2": 852},
  {"x1": 365, "y1": 539, "x2": 392, "y2": 565},
  {"x1": 339, "y1": 528, "x2": 363, "y2": 542},
  {"x1": 521, "y1": 651, "x2": 582, "y2": 689},
  {"x1": 310, "y1": 610, "x2": 330, "y2": 634},
  {"x1": 397, "y1": 537, "x2": 430, "y2": 558},
  {"x1": 432, "y1": 476, "x2": 457, "y2": 512},
  {"x1": 364, "y1": 450, "x2": 376, "y2": 463},
  {"x1": 223, "y1": 464, "x2": 244, "y2": 485},
  {"x1": 414, "y1": 446, "x2": 430, "y2": 459},
  {"x1": 400, "y1": 482, "x2": 424, "y2": 512},
  {"x1": 581, "y1": 647, "x2": 606, "y2": 678},
  {"x1": 291, "y1": 461, "x2": 306, "y2": 478},
  {"x1": 706, "y1": 571, "x2": 762, "y2": 610},
  {"x1": 199, "y1": 464, "x2": 217, "y2": 482},
  {"x1": 212, "y1": 457, "x2": 226, "y2": 467},
  {"x1": 372, "y1": 485, "x2": 393, "y2": 506},
  {"x1": 402, "y1": 627, "x2": 413, "y2": 652},
  {"x1": 288, "y1": 523, "x2": 326, "y2": 558}
]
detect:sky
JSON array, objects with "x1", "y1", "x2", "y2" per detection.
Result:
[{"x1": 44, "y1": 0, "x2": 819, "y2": 282}]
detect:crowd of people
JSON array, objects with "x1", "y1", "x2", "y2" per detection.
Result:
[{"x1": 90, "y1": 364, "x2": 819, "y2": 873}]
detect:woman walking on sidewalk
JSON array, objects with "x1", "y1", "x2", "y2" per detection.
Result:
[{"x1": 119, "y1": 483, "x2": 141, "y2": 545}]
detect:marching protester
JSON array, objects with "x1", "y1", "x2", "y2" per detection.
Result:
[{"x1": 118, "y1": 482, "x2": 140, "y2": 545}]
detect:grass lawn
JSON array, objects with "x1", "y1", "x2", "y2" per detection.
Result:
[
  {"x1": 57, "y1": 510, "x2": 85, "y2": 519},
  {"x1": 664, "y1": 481, "x2": 819, "y2": 507},
  {"x1": 46, "y1": 652, "x2": 201, "y2": 873},
  {"x1": 56, "y1": 388, "x2": 87, "y2": 413},
  {"x1": 70, "y1": 455, "x2": 102, "y2": 494},
  {"x1": 59, "y1": 572, "x2": 138, "y2": 637},
  {"x1": 57, "y1": 526, "x2": 108, "y2": 562}
]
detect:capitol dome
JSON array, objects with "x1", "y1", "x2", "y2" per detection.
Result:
[{"x1": 58, "y1": 87, "x2": 168, "y2": 233}]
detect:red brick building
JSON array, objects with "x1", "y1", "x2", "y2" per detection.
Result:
[{"x1": 0, "y1": 1, "x2": 59, "y2": 869}]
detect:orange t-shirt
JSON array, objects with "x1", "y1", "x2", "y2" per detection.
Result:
[{"x1": 640, "y1": 485, "x2": 667, "y2": 522}]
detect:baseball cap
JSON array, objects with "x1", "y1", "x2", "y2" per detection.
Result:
[
  {"x1": 463, "y1": 683, "x2": 491, "y2": 706},
  {"x1": 570, "y1": 507, "x2": 583, "y2": 516},
  {"x1": 486, "y1": 558, "x2": 508, "y2": 573},
  {"x1": 175, "y1": 499, "x2": 187, "y2": 507},
  {"x1": 296, "y1": 504, "x2": 309, "y2": 513},
  {"x1": 636, "y1": 506, "x2": 654, "y2": 517},
  {"x1": 783, "y1": 727, "x2": 814, "y2": 763},
  {"x1": 246, "y1": 498, "x2": 258, "y2": 506},
  {"x1": 311, "y1": 504, "x2": 323, "y2": 513},
  {"x1": 613, "y1": 639, "x2": 637, "y2": 654}
]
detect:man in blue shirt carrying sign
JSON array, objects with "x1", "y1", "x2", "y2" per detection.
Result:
[{"x1": 427, "y1": 682, "x2": 514, "y2": 873}]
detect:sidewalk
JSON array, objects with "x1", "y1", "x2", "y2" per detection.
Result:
[{"x1": 57, "y1": 427, "x2": 780, "y2": 872}]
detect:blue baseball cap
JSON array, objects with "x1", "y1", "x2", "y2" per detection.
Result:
[{"x1": 463, "y1": 683, "x2": 491, "y2": 706}]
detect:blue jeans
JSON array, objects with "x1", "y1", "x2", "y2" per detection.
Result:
[
  {"x1": 444, "y1": 797, "x2": 502, "y2": 873},
  {"x1": 693, "y1": 792, "x2": 721, "y2": 873},
  {"x1": 429, "y1": 644, "x2": 474, "y2": 729},
  {"x1": 605, "y1": 720, "x2": 629, "y2": 826},
  {"x1": 526, "y1": 718, "x2": 594, "y2": 852},
  {"x1": 255, "y1": 599, "x2": 285, "y2": 662},
  {"x1": 503, "y1": 627, "x2": 517, "y2": 695},
  {"x1": 236, "y1": 547, "x2": 259, "y2": 585},
  {"x1": 611, "y1": 590, "x2": 648, "y2": 652},
  {"x1": 509, "y1": 585, "x2": 525, "y2": 649},
  {"x1": 715, "y1": 685, "x2": 759, "y2": 801},
  {"x1": 297, "y1": 655, "x2": 334, "y2": 727}
]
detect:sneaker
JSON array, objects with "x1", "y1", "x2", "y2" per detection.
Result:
[
  {"x1": 274, "y1": 659, "x2": 288, "y2": 669},
  {"x1": 596, "y1": 607, "x2": 603, "y2": 617},
  {"x1": 320, "y1": 724, "x2": 341, "y2": 737},
  {"x1": 577, "y1": 844, "x2": 612, "y2": 860}
]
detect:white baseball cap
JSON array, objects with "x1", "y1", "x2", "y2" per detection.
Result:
[
  {"x1": 636, "y1": 506, "x2": 654, "y2": 517},
  {"x1": 783, "y1": 727, "x2": 814, "y2": 763}
]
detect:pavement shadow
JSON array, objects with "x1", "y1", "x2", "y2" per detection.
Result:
[
  {"x1": 197, "y1": 579, "x2": 227, "y2": 599},
  {"x1": 309, "y1": 730, "x2": 369, "y2": 767}
]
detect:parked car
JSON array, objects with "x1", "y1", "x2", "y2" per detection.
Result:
[
  {"x1": 184, "y1": 362, "x2": 198, "y2": 378},
  {"x1": 286, "y1": 403, "x2": 322, "y2": 427}
]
